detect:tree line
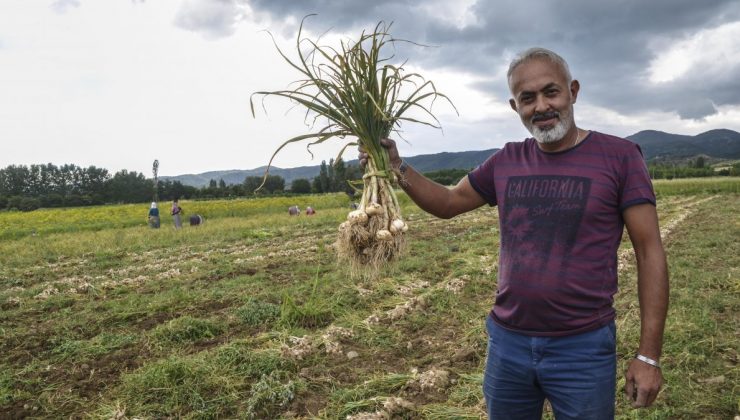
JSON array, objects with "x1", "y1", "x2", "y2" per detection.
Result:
[
  {"x1": 0, "y1": 159, "x2": 365, "y2": 211},
  {"x1": 4, "y1": 158, "x2": 734, "y2": 212},
  {"x1": 647, "y1": 157, "x2": 740, "y2": 179},
  {"x1": 0, "y1": 163, "x2": 194, "y2": 211}
]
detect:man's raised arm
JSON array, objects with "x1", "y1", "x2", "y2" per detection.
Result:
[{"x1": 360, "y1": 139, "x2": 487, "y2": 219}]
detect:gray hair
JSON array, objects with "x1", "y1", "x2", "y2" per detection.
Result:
[{"x1": 507, "y1": 47, "x2": 572, "y2": 90}]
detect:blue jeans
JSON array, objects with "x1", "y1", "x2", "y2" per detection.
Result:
[{"x1": 483, "y1": 316, "x2": 616, "y2": 419}]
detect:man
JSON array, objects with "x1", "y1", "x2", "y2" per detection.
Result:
[{"x1": 360, "y1": 48, "x2": 668, "y2": 419}]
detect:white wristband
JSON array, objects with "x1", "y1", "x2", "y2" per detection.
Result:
[{"x1": 635, "y1": 354, "x2": 661, "y2": 368}]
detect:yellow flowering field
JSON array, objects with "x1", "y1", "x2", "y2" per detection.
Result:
[{"x1": 0, "y1": 194, "x2": 354, "y2": 240}]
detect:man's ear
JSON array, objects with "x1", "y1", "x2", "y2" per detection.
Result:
[
  {"x1": 570, "y1": 79, "x2": 580, "y2": 104},
  {"x1": 509, "y1": 98, "x2": 518, "y2": 112}
]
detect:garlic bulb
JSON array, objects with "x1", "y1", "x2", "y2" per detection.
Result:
[
  {"x1": 375, "y1": 229, "x2": 393, "y2": 241},
  {"x1": 365, "y1": 203, "x2": 383, "y2": 216},
  {"x1": 389, "y1": 218, "x2": 406, "y2": 234},
  {"x1": 347, "y1": 210, "x2": 369, "y2": 225}
]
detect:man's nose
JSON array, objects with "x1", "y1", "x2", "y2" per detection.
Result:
[{"x1": 534, "y1": 95, "x2": 549, "y2": 112}]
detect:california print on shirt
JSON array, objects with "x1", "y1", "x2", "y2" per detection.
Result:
[{"x1": 501, "y1": 175, "x2": 592, "y2": 279}]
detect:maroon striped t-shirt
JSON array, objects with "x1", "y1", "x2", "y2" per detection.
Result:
[{"x1": 468, "y1": 131, "x2": 655, "y2": 336}]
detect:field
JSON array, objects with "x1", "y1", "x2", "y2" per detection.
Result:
[{"x1": 1, "y1": 178, "x2": 738, "y2": 419}]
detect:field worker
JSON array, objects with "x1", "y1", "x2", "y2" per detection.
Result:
[
  {"x1": 359, "y1": 47, "x2": 668, "y2": 419},
  {"x1": 288, "y1": 205, "x2": 300, "y2": 216},
  {"x1": 148, "y1": 202, "x2": 160, "y2": 228},
  {"x1": 306, "y1": 206, "x2": 316, "y2": 215},
  {"x1": 171, "y1": 199, "x2": 183, "y2": 229}
]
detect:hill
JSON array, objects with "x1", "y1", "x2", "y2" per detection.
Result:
[
  {"x1": 163, "y1": 148, "x2": 499, "y2": 187},
  {"x1": 627, "y1": 129, "x2": 740, "y2": 162},
  {"x1": 164, "y1": 129, "x2": 740, "y2": 187}
]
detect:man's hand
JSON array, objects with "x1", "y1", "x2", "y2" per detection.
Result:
[
  {"x1": 359, "y1": 137, "x2": 485, "y2": 218},
  {"x1": 358, "y1": 138, "x2": 401, "y2": 169},
  {"x1": 624, "y1": 359, "x2": 663, "y2": 408}
]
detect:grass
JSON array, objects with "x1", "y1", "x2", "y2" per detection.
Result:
[
  {"x1": 652, "y1": 176, "x2": 740, "y2": 196},
  {"x1": 235, "y1": 298, "x2": 281, "y2": 327},
  {"x1": 0, "y1": 181, "x2": 738, "y2": 418}
]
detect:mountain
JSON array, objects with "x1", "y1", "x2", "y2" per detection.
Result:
[
  {"x1": 625, "y1": 130, "x2": 700, "y2": 159},
  {"x1": 163, "y1": 165, "x2": 324, "y2": 188},
  {"x1": 163, "y1": 148, "x2": 499, "y2": 187},
  {"x1": 689, "y1": 129, "x2": 740, "y2": 158},
  {"x1": 164, "y1": 129, "x2": 740, "y2": 187},
  {"x1": 626, "y1": 129, "x2": 740, "y2": 161},
  {"x1": 401, "y1": 149, "x2": 499, "y2": 172}
]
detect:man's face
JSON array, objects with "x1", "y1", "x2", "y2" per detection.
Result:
[{"x1": 508, "y1": 58, "x2": 579, "y2": 144}]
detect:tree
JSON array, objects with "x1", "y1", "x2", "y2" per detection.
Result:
[
  {"x1": 332, "y1": 158, "x2": 347, "y2": 191},
  {"x1": 0, "y1": 165, "x2": 30, "y2": 196},
  {"x1": 18, "y1": 197, "x2": 41, "y2": 212},
  {"x1": 342, "y1": 163, "x2": 362, "y2": 194},
  {"x1": 694, "y1": 156, "x2": 705, "y2": 169},
  {"x1": 291, "y1": 178, "x2": 311, "y2": 194},
  {"x1": 159, "y1": 180, "x2": 195, "y2": 201},
  {"x1": 424, "y1": 168, "x2": 469, "y2": 185},
  {"x1": 243, "y1": 175, "x2": 284, "y2": 194},
  {"x1": 106, "y1": 170, "x2": 152, "y2": 203},
  {"x1": 262, "y1": 175, "x2": 285, "y2": 194},
  {"x1": 317, "y1": 160, "x2": 330, "y2": 193},
  {"x1": 327, "y1": 158, "x2": 336, "y2": 191},
  {"x1": 80, "y1": 165, "x2": 110, "y2": 204},
  {"x1": 243, "y1": 176, "x2": 263, "y2": 194}
]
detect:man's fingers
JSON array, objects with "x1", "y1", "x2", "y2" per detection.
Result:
[
  {"x1": 358, "y1": 151, "x2": 368, "y2": 168},
  {"x1": 380, "y1": 138, "x2": 396, "y2": 148},
  {"x1": 624, "y1": 360, "x2": 663, "y2": 409},
  {"x1": 632, "y1": 385, "x2": 649, "y2": 408},
  {"x1": 630, "y1": 382, "x2": 660, "y2": 408},
  {"x1": 645, "y1": 388, "x2": 658, "y2": 407},
  {"x1": 624, "y1": 376, "x2": 635, "y2": 402}
]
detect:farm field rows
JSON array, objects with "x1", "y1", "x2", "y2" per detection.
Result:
[{"x1": 1, "y1": 178, "x2": 738, "y2": 419}]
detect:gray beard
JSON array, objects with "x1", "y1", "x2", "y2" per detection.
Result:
[{"x1": 527, "y1": 116, "x2": 573, "y2": 144}]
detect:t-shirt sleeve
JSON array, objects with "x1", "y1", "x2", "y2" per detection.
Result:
[
  {"x1": 468, "y1": 152, "x2": 498, "y2": 206},
  {"x1": 619, "y1": 143, "x2": 656, "y2": 211}
]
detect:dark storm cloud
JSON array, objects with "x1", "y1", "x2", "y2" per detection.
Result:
[
  {"x1": 418, "y1": 0, "x2": 740, "y2": 119},
  {"x1": 174, "y1": 0, "x2": 247, "y2": 39},
  {"x1": 179, "y1": 0, "x2": 740, "y2": 119}
]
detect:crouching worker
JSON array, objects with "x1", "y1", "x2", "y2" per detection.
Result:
[
  {"x1": 189, "y1": 215, "x2": 204, "y2": 226},
  {"x1": 288, "y1": 205, "x2": 300, "y2": 216}
]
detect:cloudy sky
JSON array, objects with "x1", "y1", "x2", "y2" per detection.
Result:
[{"x1": 2, "y1": 0, "x2": 739, "y2": 176}]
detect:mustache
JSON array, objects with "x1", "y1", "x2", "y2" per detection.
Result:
[{"x1": 531, "y1": 112, "x2": 560, "y2": 123}]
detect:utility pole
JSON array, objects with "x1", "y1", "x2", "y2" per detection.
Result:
[{"x1": 152, "y1": 159, "x2": 159, "y2": 202}]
